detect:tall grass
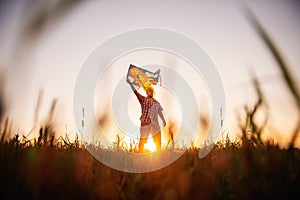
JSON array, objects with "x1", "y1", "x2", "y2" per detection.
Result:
[
  {"x1": 0, "y1": 126, "x2": 300, "y2": 199},
  {"x1": 242, "y1": 4, "x2": 300, "y2": 147}
]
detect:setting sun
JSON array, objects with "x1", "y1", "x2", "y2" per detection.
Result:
[{"x1": 144, "y1": 136, "x2": 157, "y2": 152}]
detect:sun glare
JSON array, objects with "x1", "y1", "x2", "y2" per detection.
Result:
[{"x1": 144, "y1": 136, "x2": 156, "y2": 152}]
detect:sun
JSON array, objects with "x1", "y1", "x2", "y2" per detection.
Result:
[{"x1": 144, "y1": 136, "x2": 157, "y2": 152}]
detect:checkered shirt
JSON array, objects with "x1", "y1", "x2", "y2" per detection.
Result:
[{"x1": 134, "y1": 90, "x2": 163, "y2": 125}]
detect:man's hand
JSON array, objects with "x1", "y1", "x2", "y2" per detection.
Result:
[
  {"x1": 127, "y1": 78, "x2": 137, "y2": 92},
  {"x1": 162, "y1": 120, "x2": 166, "y2": 127}
]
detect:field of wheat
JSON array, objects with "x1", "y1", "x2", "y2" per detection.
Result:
[{"x1": 0, "y1": 129, "x2": 299, "y2": 200}]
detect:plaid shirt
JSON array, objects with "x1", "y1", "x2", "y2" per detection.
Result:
[{"x1": 134, "y1": 90, "x2": 163, "y2": 126}]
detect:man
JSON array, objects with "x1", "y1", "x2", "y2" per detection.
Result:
[{"x1": 127, "y1": 79, "x2": 166, "y2": 152}]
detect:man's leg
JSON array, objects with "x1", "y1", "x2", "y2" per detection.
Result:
[
  {"x1": 139, "y1": 125, "x2": 149, "y2": 152},
  {"x1": 152, "y1": 130, "x2": 161, "y2": 150}
]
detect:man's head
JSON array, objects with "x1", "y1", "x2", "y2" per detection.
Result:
[{"x1": 146, "y1": 87, "x2": 154, "y2": 98}]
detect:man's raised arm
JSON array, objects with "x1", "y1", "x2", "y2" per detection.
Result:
[{"x1": 127, "y1": 78, "x2": 142, "y2": 102}]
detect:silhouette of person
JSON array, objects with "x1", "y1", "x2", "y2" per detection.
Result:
[{"x1": 127, "y1": 79, "x2": 166, "y2": 152}]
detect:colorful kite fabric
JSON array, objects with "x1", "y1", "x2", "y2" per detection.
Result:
[{"x1": 127, "y1": 64, "x2": 161, "y2": 90}]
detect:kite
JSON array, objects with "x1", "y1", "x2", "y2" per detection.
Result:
[{"x1": 127, "y1": 64, "x2": 162, "y2": 91}]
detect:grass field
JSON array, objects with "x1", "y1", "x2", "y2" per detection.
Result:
[{"x1": 0, "y1": 131, "x2": 299, "y2": 200}]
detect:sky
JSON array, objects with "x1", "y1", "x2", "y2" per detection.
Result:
[{"x1": 0, "y1": 0, "x2": 299, "y2": 147}]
